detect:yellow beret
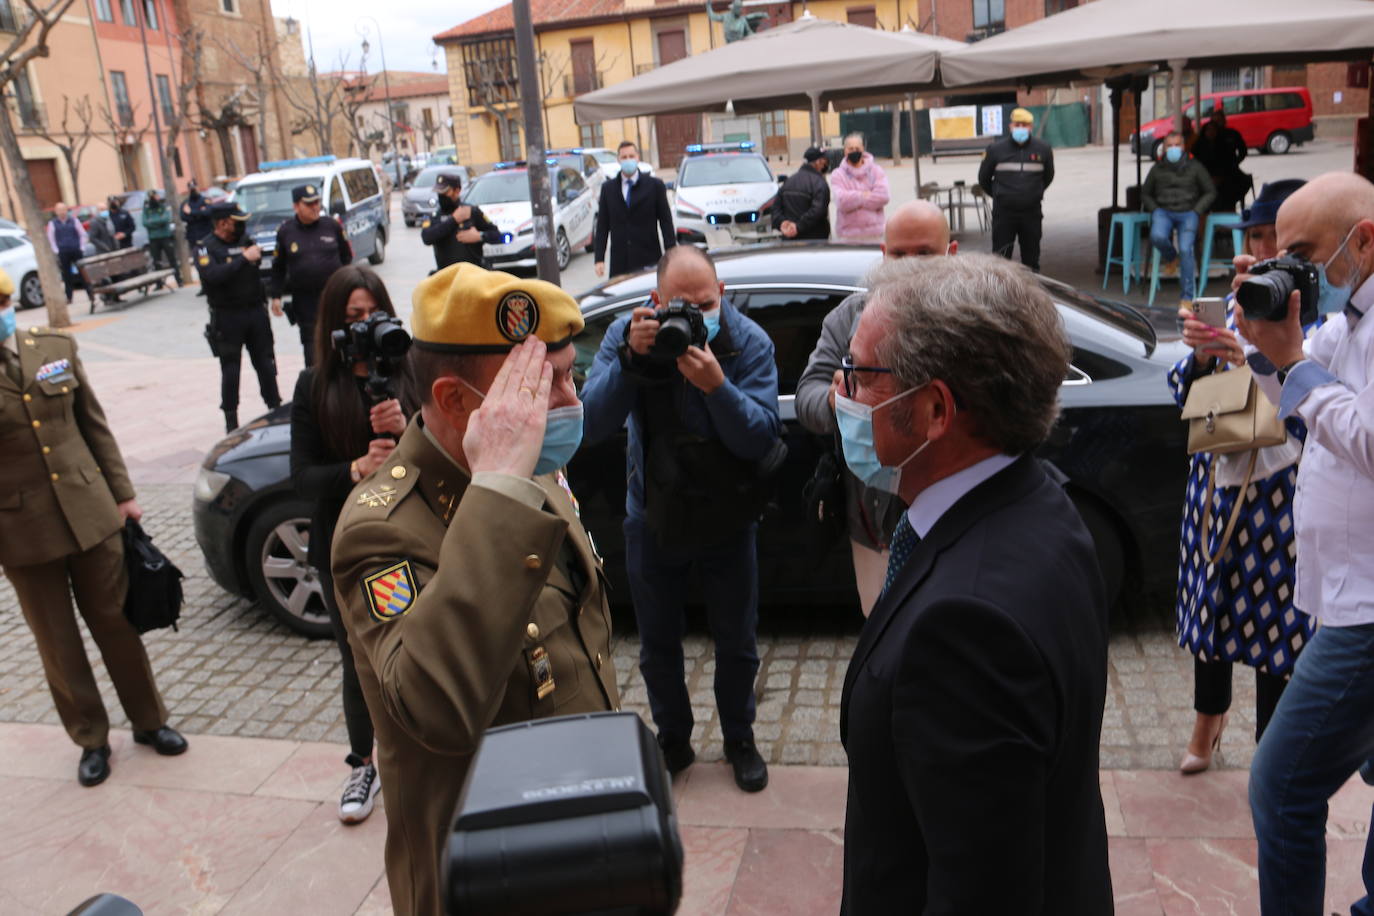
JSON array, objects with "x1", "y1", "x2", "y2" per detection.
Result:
[
  {"x1": 1011, "y1": 108, "x2": 1034, "y2": 124},
  {"x1": 0, "y1": 267, "x2": 14, "y2": 297},
  {"x1": 411, "y1": 263, "x2": 583, "y2": 353}
]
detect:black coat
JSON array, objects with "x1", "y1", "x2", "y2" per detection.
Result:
[
  {"x1": 420, "y1": 202, "x2": 502, "y2": 272},
  {"x1": 108, "y1": 208, "x2": 136, "y2": 248},
  {"x1": 594, "y1": 174, "x2": 675, "y2": 276},
  {"x1": 978, "y1": 136, "x2": 1055, "y2": 211},
  {"x1": 773, "y1": 165, "x2": 830, "y2": 240},
  {"x1": 840, "y1": 455, "x2": 1112, "y2": 915}
]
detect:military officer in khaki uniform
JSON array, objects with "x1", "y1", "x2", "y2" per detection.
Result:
[
  {"x1": 0, "y1": 268, "x2": 187, "y2": 788},
  {"x1": 331, "y1": 263, "x2": 619, "y2": 916}
]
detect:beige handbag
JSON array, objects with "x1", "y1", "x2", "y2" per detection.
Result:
[{"x1": 1180, "y1": 365, "x2": 1287, "y2": 456}]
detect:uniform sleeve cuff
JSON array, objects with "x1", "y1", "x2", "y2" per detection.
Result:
[
  {"x1": 471, "y1": 472, "x2": 545, "y2": 509},
  {"x1": 1279, "y1": 360, "x2": 1339, "y2": 419}
]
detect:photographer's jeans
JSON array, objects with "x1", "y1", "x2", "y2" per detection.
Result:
[
  {"x1": 625, "y1": 517, "x2": 760, "y2": 746},
  {"x1": 1249, "y1": 622, "x2": 1374, "y2": 915},
  {"x1": 1150, "y1": 208, "x2": 1199, "y2": 300}
]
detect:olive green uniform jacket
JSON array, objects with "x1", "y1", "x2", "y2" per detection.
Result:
[
  {"x1": 331, "y1": 417, "x2": 619, "y2": 916},
  {"x1": 0, "y1": 328, "x2": 133, "y2": 567}
]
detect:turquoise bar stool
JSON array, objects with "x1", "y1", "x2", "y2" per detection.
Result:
[
  {"x1": 1103, "y1": 211, "x2": 1151, "y2": 294},
  {"x1": 1147, "y1": 246, "x2": 1200, "y2": 307},
  {"x1": 1198, "y1": 212, "x2": 1245, "y2": 297}
]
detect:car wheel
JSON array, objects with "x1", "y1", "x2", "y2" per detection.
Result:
[
  {"x1": 243, "y1": 498, "x2": 332, "y2": 639},
  {"x1": 1072, "y1": 495, "x2": 1125, "y2": 608},
  {"x1": 403, "y1": 217, "x2": 413, "y2": 227},
  {"x1": 1265, "y1": 131, "x2": 1292, "y2": 155},
  {"x1": 556, "y1": 228, "x2": 570, "y2": 270},
  {"x1": 1150, "y1": 138, "x2": 1165, "y2": 161},
  {"x1": 19, "y1": 271, "x2": 41, "y2": 309},
  {"x1": 368, "y1": 231, "x2": 386, "y2": 265}
]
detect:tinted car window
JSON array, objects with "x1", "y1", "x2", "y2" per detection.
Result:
[
  {"x1": 735, "y1": 289, "x2": 850, "y2": 395},
  {"x1": 1265, "y1": 91, "x2": 1303, "y2": 111},
  {"x1": 574, "y1": 299, "x2": 649, "y2": 385},
  {"x1": 343, "y1": 166, "x2": 379, "y2": 203},
  {"x1": 678, "y1": 155, "x2": 773, "y2": 187},
  {"x1": 465, "y1": 171, "x2": 530, "y2": 205}
]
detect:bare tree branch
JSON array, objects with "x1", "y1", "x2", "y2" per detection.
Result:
[{"x1": 33, "y1": 94, "x2": 96, "y2": 201}]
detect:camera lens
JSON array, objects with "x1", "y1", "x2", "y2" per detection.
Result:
[
  {"x1": 654, "y1": 316, "x2": 692, "y2": 358},
  {"x1": 373, "y1": 320, "x2": 412, "y2": 358},
  {"x1": 1236, "y1": 271, "x2": 1297, "y2": 322}
]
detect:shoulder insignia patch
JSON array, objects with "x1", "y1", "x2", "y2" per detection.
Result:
[
  {"x1": 198, "y1": 255, "x2": 209, "y2": 266},
  {"x1": 290, "y1": 241, "x2": 299, "y2": 253},
  {"x1": 363, "y1": 560, "x2": 416, "y2": 622},
  {"x1": 356, "y1": 484, "x2": 398, "y2": 508}
]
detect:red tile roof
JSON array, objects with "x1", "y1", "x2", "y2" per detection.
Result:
[
  {"x1": 434, "y1": 0, "x2": 625, "y2": 41},
  {"x1": 352, "y1": 77, "x2": 451, "y2": 102}
]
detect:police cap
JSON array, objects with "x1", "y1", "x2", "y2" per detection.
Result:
[
  {"x1": 208, "y1": 201, "x2": 248, "y2": 222},
  {"x1": 434, "y1": 171, "x2": 464, "y2": 192},
  {"x1": 292, "y1": 183, "x2": 322, "y2": 203},
  {"x1": 411, "y1": 263, "x2": 583, "y2": 354}
]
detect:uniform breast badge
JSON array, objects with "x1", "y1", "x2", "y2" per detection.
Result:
[
  {"x1": 356, "y1": 484, "x2": 398, "y2": 509},
  {"x1": 528, "y1": 646, "x2": 556, "y2": 700},
  {"x1": 35, "y1": 358, "x2": 71, "y2": 383},
  {"x1": 363, "y1": 560, "x2": 416, "y2": 622}
]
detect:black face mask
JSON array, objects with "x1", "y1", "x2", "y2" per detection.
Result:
[
  {"x1": 226, "y1": 222, "x2": 245, "y2": 243},
  {"x1": 846, "y1": 150, "x2": 863, "y2": 165},
  {"x1": 438, "y1": 192, "x2": 458, "y2": 214}
]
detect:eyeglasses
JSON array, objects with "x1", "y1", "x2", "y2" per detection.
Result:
[{"x1": 840, "y1": 355, "x2": 893, "y2": 398}]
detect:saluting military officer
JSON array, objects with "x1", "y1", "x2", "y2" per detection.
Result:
[
  {"x1": 269, "y1": 183, "x2": 353, "y2": 367},
  {"x1": 331, "y1": 263, "x2": 620, "y2": 916},
  {"x1": 0, "y1": 267, "x2": 187, "y2": 788},
  {"x1": 197, "y1": 200, "x2": 281, "y2": 433}
]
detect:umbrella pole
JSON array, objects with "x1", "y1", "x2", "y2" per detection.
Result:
[
  {"x1": 1170, "y1": 60, "x2": 1185, "y2": 135},
  {"x1": 1110, "y1": 84, "x2": 1121, "y2": 210},
  {"x1": 809, "y1": 91, "x2": 822, "y2": 148},
  {"x1": 1134, "y1": 85, "x2": 1143, "y2": 191},
  {"x1": 908, "y1": 93, "x2": 921, "y2": 192}
]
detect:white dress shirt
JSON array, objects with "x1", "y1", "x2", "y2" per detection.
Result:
[
  {"x1": 1251, "y1": 276, "x2": 1374, "y2": 626},
  {"x1": 906, "y1": 452, "x2": 1019, "y2": 539}
]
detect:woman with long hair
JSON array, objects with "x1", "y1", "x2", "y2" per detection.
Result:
[{"x1": 289, "y1": 264, "x2": 409, "y2": 821}]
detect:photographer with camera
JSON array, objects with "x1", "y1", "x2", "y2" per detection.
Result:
[
  {"x1": 289, "y1": 265, "x2": 410, "y2": 825},
  {"x1": 1232, "y1": 172, "x2": 1374, "y2": 914},
  {"x1": 582, "y1": 245, "x2": 783, "y2": 793},
  {"x1": 270, "y1": 184, "x2": 353, "y2": 367}
]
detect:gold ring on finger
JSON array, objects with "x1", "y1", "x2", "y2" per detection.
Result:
[{"x1": 519, "y1": 387, "x2": 534, "y2": 399}]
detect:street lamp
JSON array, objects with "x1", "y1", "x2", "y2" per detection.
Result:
[{"x1": 357, "y1": 17, "x2": 402, "y2": 189}]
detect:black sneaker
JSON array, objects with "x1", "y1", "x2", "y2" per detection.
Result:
[
  {"x1": 657, "y1": 734, "x2": 696, "y2": 777},
  {"x1": 724, "y1": 738, "x2": 768, "y2": 793},
  {"x1": 339, "y1": 761, "x2": 380, "y2": 824}
]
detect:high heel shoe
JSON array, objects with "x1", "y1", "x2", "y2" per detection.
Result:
[{"x1": 1179, "y1": 714, "x2": 1227, "y2": 775}]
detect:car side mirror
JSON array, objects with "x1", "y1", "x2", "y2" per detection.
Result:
[{"x1": 663, "y1": 180, "x2": 675, "y2": 191}]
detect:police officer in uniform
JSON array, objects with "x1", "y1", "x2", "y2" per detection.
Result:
[
  {"x1": 269, "y1": 183, "x2": 353, "y2": 367},
  {"x1": 331, "y1": 263, "x2": 619, "y2": 916},
  {"x1": 197, "y1": 201, "x2": 281, "y2": 432},
  {"x1": 978, "y1": 107, "x2": 1055, "y2": 272},
  {"x1": 419, "y1": 171, "x2": 504, "y2": 272},
  {"x1": 0, "y1": 267, "x2": 187, "y2": 787}
]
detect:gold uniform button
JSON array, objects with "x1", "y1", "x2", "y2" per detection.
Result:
[
  {"x1": 61, "y1": 386, "x2": 69, "y2": 394},
  {"x1": 22, "y1": 393, "x2": 31, "y2": 402},
  {"x1": 50, "y1": 472, "x2": 59, "y2": 482},
  {"x1": 526, "y1": 622, "x2": 540, "y2": 640},
  {"x1": 595, "y1": 652, "x2": 603, "y2": 670},
  {"x1": 524, "y1": 554, "x2": 541, "y2": 569},
  {"x1": 390, "y1": 465, "x2": 407, "y2": 479},
  {"x1": 41, "y1": 446, "x2": 50, "y2": 454},
  {"x1": 31, "y1": 419, "x2": 40, "y2": 428},
  {"x1": 24, "y1": 338, "x2": 34, "y2": 346}
]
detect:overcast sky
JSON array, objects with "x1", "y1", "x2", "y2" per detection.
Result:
[{"x1": 268, "y1": 0, "x2": 506, "y2": 75}]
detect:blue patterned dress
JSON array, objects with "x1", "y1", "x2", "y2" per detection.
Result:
[{"x1": 1168, "y1": 319, "x2": 1318, "y2": 677}]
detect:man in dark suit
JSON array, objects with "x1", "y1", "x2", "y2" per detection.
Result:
[
  {"x1": 594, "y1": 140, "x2": 675, "y2": 279},
  {"x1": 836, "y1": 253, "x2": 1112, "y2": 915}
]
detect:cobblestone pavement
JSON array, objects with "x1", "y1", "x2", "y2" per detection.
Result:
[{"x1": 0, "y1": 483, "x2": 1259, "y2": 771}]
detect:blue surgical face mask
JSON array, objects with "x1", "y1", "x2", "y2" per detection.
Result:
[
  {"x1": 1317, "y1": 224, "x2": 1362, "y2": 315},
  {"x1": 701, "y1": 306, "x2": 721, "y2": 342},
  {"x1": 1165, "y1": 146, "x2": 1184, "y2": 164},
  {"x1": 460, "y1": 378, "x2": 583, "y2": 476},
  {"x1": 619, "y1": 158, "x2": 638, "y2": 176},
  {"x1": 834, "y1": 387, "x2": 934, "y2": 494},
  {"x1": 1011, "y1": 127, "x2": 1030, "y2": 144},
  {"x1": 0, "y1": 305, "x2": 14, "y2": 341}
]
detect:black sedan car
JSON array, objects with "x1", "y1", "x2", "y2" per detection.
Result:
[{"x1": 193, "y1": 244, "x2": 1191, "y2": 637}]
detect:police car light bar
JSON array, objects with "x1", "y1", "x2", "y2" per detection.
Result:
[
  {"x1": 685, "y1": 141, "x2": 756, "y2": 156},
  {"x1": 260, "y1": 155, "x2": 337, "y2": 170}
]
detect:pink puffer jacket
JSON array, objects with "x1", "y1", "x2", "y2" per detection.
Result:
[{"x1": 831, "y1": 153, "x2": 890, "y2": 241}]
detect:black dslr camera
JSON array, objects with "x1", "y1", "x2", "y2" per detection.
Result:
[
  {"x1": 1236, "y1": 256, "x2": 1321, "y2": 326},
  {"x1": 649, "y1": 299, "x2": 707, "y2": 360},
  {"x1": 331, "y1": 312, "x2": 412, "y2": 402}
]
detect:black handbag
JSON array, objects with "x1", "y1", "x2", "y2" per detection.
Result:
[{"x1": 121, "y1": 519, "x2": 184, "y2": 634}]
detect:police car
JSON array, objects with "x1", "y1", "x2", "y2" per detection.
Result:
[
  {"x1": 578, "y1": 146, "x2": 656, "y2": 181},
  {"x1": 670, "y1": 141, "x2": 777, "y2": 245},
  {"x1": 462, "y1": 159, "x2": 596, "y2": 271},
  {"x1": 232, "y1": 155, "x2": 390, "y2": 277}
]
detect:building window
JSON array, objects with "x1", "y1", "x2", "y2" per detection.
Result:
[
  {"x1": 221, "y1": 0, "x2": 237, "y2": 14},
  {"x1": 1044, "y1": 0, "x2": 1077, "y2": 13},
  {"x1": 110, "y1": 70, "x2": 133, "y2": 126},
  {"x1": 143, "y1": 0, "x2": 157, "y2": 29},
  {"x1": 156, "y1": 74, "x2": 174, "y2": 122},
  {"x1": 94, "y1": 0, "x2": 113, "y2": 21},
  {"x1": 120, "y1": 0, "x2": 136, "y2": 26},
  {"x1": 0, "y1": 0, "x2": 19, "y2": 31},
  {"x1": 12, "y1": 69, "x2": 40, "y2": 129},
  {"x1": 972, "y1": 0, "x2": 1004, "y2": 29},
  {"x1": 579, "y1": 122, "x2": 604, "y2": 148},
  {"x1": 1212, "y1": 68, "x2": 1240, "y2": 93}
]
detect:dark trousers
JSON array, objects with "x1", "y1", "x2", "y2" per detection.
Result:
[
  {"x1": 1193, "y1": 658, "x2": 1288, "y2": 742},
  {"x1": 289, "y1": 290, "x2": 320, "y2": 368},
  {"x1": 991, "y1": 204, "x2": 1043, "y2": 272},
  {"x1": 322, "y1": 563, "x2": 375, "y2": 762},
  {"x1": 58, "y1": 248, "x2": 84, "y2": 303},
  {"x1": 147, "y1": 237, "x2": 175, "y2": 272},
  {"x1": 5, "y1": 532, "x2": 167, "y2": 749},
  {"x1": 624, "y1": 516, "x2": 760, "y2": 744},
  {"x1": 212, "y1": 306, "x2": 281, "y2": 414}
]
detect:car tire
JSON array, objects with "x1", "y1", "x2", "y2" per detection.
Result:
[
  {"x1": 1150, "y1": 138, "x2": 1165, "y2": 161},
  {"x1": 368, "y1": 230, "x2": 386, "y2": 265},
  {"x1": 19, "y1": 271, "x2": 41, "y2": 309},
  {"x1": 556, "y1": 228, "x2": 571, "y2": 270},
  {"x1": 1072, "y1": 495, "x2": 1126, "y2": 609},
  {"x1": 243, "y1": 498, "x2": 332, "y2": 639},
  {"x1": 403, "y1": 217, "x2": 413, "y2": 227},
  {"x1": 1265, "y1": 131, "x2": 1292, "y2": 155}
]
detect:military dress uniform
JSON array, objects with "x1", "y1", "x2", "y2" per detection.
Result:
[
  {"x1": 269, "y1": 184, "x2": 353, "y2": 366},
  {"x1": 0, "y1": 323, "x2": 168, "y2": 755},
  {"x1": 331, "y1": 264, "x2": 619, "y2": 916},
  {"x1": 197, "y1": 201, "x2": 281, "y2": 431}
]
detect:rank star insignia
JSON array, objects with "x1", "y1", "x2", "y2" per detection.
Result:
[{"x1": 356, "y1": 484, "x2": 398, "y2": 508}]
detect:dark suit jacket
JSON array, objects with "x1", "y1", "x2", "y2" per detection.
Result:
[
  {"x1": 840, "y1": 455, "x2": 1112, "y2": 915},
  {"x1": 594, "y1": 173, "x2": 675, "y2": 277}
]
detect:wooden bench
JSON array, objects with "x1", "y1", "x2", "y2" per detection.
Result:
[
  {"x1": 77, "y1": 247, "x2": 176, "y2": 313},
  {"x1": 930, "y1": 136, "x2": 995, "y2": 161}
]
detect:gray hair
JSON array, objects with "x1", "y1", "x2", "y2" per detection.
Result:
[
  {"x1": 843, "y1": 132, "x2": 865, "y2": 147},
  {"x1": 866, "y1": 253, "x2": 1069, "y2": 454}
]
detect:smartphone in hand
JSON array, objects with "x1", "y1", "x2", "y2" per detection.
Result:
[{"x1": 1193, "y1": 297, "x2": 1227, "y2": 329}]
